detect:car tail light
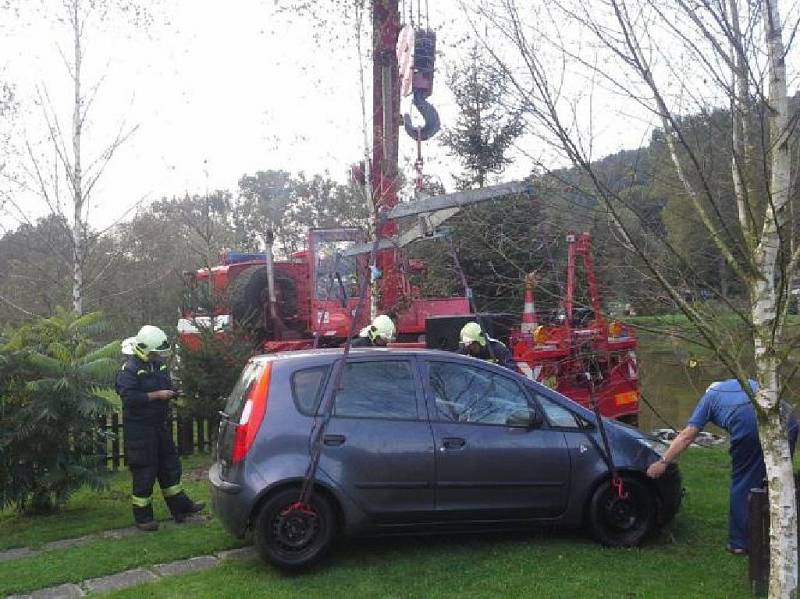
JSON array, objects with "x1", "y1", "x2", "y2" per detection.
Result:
[{"x1": 231, "y1": 362, "x2": 272, "y2": 463}]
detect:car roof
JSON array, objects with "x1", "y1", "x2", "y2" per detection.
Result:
[{"x1": 251, "y1": 347, "x2": 466, "y2": 363}]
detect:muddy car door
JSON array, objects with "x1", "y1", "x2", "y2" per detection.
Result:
[{"x1": 423, "y1": 358, "x2": 571, "y2": 519}]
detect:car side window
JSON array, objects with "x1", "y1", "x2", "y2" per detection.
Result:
[
  {"x1": 291, "y1": 365, "x2": 330, "y2": 415},
  {"x1": 429, "y1": 361, "x2": 529, "y2": 425},
  {"x1": 334, "y1": 360, "x2": 418, "y2": 420},
  {"x1": 534, "y1": 392, "x2": 581, "y2": 429}
]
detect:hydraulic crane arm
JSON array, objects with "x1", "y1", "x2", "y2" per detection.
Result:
[{"x1": 345, "y1": 180, "x2": 535, "y2": 256}]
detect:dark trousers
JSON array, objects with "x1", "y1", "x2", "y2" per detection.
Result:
[{"x1": 126, "y1": 422, "x2": 192, "y2": 522}]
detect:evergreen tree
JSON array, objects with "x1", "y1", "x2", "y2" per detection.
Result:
[{"x1": 439, "y1": 47, "x2": 524, "y2": 190}]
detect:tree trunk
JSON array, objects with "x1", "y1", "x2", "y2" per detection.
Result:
[
  {"x1": 757, "y1": 1, "x2": 796, "y2": 595},
  {"x1": 70, "y1": 0, "x2": 84, "y2": 316},
  {"x1": 757, "y1": 396, "x2": 797, "y2": 598},
  {"x1": 719, "y1": 254, "x2": 728, "y2": 300}
]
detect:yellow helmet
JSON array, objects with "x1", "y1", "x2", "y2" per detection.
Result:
[{"x1": 460, "y1": 322, "x2": 486, "y2": 347}]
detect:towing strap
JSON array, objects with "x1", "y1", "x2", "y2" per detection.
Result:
[
  {"x1": 585, "y1": 372, "x2": 627, "y2": 499},
  {"x1": 295, "y1": 208, "x2": 385, "y2": 511}
]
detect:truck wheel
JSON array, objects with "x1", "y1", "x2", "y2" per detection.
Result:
[
  {"x1": 253, "y1": 488, "x2": 335, "y2": 570},
  {"x1": 229, "y1": 266, "x2": 298, "y2": 330},
  {"x1": 588, "y1": 476, "x2": 655, "y2": 547}
]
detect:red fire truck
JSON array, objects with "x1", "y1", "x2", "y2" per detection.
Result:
[{"x1": 177, "y1": 0, "x2": 640, "y2": 423}]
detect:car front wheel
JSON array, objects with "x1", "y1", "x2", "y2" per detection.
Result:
[
  {"x1": 588, "y1": 476, "x2": 655, "y2": 547},
  {"x1": 253, "y1": 488, "x2": 335, "y2": 569}
]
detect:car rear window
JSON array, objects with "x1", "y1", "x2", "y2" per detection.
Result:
[
  {"x1": 335, "y1": 360, "x2": 418, "y2": 420},
  {"x1": 292, "y1": 365, "x2": 330, "y2": 415},
  {"x1": 223, "y1": 360, "x2": 266, "y2": 421}
]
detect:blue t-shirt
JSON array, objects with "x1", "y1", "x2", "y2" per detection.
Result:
[{"x1": 687, "y1": 378, "x2": 756, "y2": 433}]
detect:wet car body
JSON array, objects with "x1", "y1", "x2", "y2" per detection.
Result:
[{"x1": 209, "y1": 348, "x2": 682, "y2": 567}]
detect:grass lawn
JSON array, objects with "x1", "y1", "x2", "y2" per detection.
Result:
[
  {"x1": 0, "y1": 455, "x2": 211, "y2": 551},
  {"x1": 0, "y1": 446, "x2": 756, "y2": 598},
  {"x1": 78, "y1": 447, "x2": 751, "y2": 599},
  {"x1": 0, "y1": 455, "x2": 245, "y2": 596}
]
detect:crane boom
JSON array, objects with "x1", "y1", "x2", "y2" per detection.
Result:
[{"x1": 346, "y1": 180, "x2": 534, "y2": 256}]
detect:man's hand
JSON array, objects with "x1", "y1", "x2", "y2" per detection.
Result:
[
  {"x1": 646, "y1": 425, "x2": 700, "y2": 479},
  {"x1": 148, "y1": 389, "x2": 177, "y2": 401},
  {"x1": 647, "y1": 460, "x2": 668, "y2": 479}
]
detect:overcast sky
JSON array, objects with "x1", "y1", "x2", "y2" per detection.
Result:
[{"x1": 2, "y1": 0, "x2": 791, "y2": 233}]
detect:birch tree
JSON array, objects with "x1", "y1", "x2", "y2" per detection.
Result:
[
  {"x1": 471, "y1": 0, "x2": 800, "y2": 595},
  {"x1": 3, "y1": 0, "x2": 147, "y2": 315}
]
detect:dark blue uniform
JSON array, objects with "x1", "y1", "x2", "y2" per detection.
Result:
[
  {"x1": 116, "y1": 356, "x2": 194, "y2": 524},
  {"x1": 458, "y1": 337, "x2": 517, "y2": 371},
  {"x1": 688, "y1": 379, "x2": 798, "y2": 551}
]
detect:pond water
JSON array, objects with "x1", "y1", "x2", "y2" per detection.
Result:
[
  {"x1": 636, "y1": 348, "x2": 800, "y2": 435},
  {"x1": 637, "y1": 349, "x2": 728, "y2": 434}
]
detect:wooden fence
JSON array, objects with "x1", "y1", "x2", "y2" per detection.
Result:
[{"x1": 97, "y1": 414, "x2": 219, "y2": 471}]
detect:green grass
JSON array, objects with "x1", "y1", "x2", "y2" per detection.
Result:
[
  {"x1": 0, "y1": 520, "x2": 244, "y2": 596},
  {"x1": 0, "y1": 455, "x2": 248, "y2": 596},
  {"x1": 0, "y1": 454, "x2": 210, "y2": 551},
  {"x1": 99, "y1": 448, "x2": 749, "y2": 599}
]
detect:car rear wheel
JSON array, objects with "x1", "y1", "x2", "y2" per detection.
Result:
[
  {"x1": 253, "y1": 488, "x2": 335, "y2": 569},
  {"x1": 588, "y1": 476, "x2": 655, "y2": 547}
]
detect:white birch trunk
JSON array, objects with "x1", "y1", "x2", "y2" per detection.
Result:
[
  {"x1": 70, "y1": 0, "x2": 84, "y2": 315},
  {"x1": 754, "y1": 1, "x2": 796, "y2": 596}
]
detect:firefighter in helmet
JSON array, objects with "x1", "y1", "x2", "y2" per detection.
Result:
[
  {"x1": 351, "y1": 314, "x2": 396, "y2": 347},
  {"x1": 458, "y1": 321, "x2": 516, "y2": 371},
  {"x1": 115, "y1": 325, "x2": 204, "y2": 531}
]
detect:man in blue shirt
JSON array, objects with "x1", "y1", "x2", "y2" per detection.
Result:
[{"x1": 647, "y1": 378, "x2": 797, "y2": 554}]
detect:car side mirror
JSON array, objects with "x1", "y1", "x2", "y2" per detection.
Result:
[{"x1": 506, "y1": 408, "x2": 543, "y2": 429}]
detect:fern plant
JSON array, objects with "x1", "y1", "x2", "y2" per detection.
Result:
[{"x1": 0, "y1": 308, "x2": 120, "y2": 513}]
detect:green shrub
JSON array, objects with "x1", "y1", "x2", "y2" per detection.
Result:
[
  {"x1": 174, "y1": 325, "x2": 255, "y2": 426},
  {"x1": 0, "y1": 309, "x2": 119, "y2": 513}
]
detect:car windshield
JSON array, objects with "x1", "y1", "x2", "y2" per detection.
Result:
[{"x1": 315, "y1": 240, "x2": 359, "y2": 300}]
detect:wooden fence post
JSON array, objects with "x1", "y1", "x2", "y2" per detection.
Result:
[
  {"x1": 748, "y1": 487, "x2": 769, "y2": 596},
  {"x1": 97, "y1": 415, "x2": 108, "y2": 471},
  {"x1": 748, "y1": 477, "x2": 800, "y2": 597},
  {"x1": 177, "y1": 417, "x2": 194, "y2": 456},
  {"x1": 111, "y1": 413, "x2": 121, "y2": 471},
  {"x1": 197, "y1": 418, "x2": 205, "y2": 454}
]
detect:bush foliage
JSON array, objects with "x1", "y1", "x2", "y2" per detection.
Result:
[
  {"x1": 174, "y1": 324, "x2": 255, "y2": 425},
  {"x1": 0, "y1": 309, "x2": 119, "y2": 513}
]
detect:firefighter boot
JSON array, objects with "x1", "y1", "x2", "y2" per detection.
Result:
[
  {"x1": 164, "y1": 489, "x2": 205, "y2": 523},
  {"x1": 132, "y1": 502, "x2": 159, "y2": 532}
]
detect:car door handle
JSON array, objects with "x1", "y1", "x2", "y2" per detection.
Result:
[
  {"x1": 323, "y1": 434, "x2": 346, "y2": 447},
  {"x1": 442, "y1": 437, "x2": 466, "y2": 450}
]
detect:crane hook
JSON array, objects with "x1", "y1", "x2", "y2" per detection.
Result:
[{"x1": 403, "y1": 91, "x2": 440, "y2": 141}]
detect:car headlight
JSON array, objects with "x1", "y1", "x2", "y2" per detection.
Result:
[{"x1": 637, "y1": 437, "x2": 668, "y2": 457}]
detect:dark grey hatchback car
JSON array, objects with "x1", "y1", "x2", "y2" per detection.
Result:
[{"x1": 209, "y1": 348, "x2": 682, "y2": 569}]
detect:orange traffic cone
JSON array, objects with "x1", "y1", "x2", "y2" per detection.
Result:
[{"x1": 521, "y1": 272, "x2": 537, "y2": 334}]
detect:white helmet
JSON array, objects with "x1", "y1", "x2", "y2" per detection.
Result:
[
  {"x1": 460, "y1": 321, "x2": 486, "y2": 347},
  {"x1": 132, "y1": 325, "x2": 170, "y2": 360},
  {"x1": 359, "y1": 314, "x2": 396, "y2": 343},
  {"x1": 121, "y1": 337, "x2": 137, "y2": 355}
]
